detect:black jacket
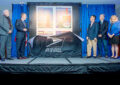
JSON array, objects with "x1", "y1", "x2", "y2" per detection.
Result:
[{"x1": 98, "y1": 20, "x2": 108, "y2": 39}]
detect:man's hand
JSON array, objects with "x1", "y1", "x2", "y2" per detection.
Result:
[
  {"x1": 23, "y1": 28, "x2": 27, "y2": 32},
  {"x1": 94, "y1": 38, "x2": 97, "y2": 42},
  {"x1": 86, "y1": 37, "x2": 89, "y2": 40},
  {"x1": 8, "y1": 30, "x2": 12, "y2": 34},
  {"x1": 98, "y1": 34, "x2": 102, "y2": 37}
]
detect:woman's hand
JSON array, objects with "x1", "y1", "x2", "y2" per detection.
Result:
[
  {"x1": 109, "y1": 34, "x2": 114, "y2": 38},
  {"x1": 108, "y1": 33, "x2": 114, "y2": 38},
  {"x1": 108, "y1": 33, "x2": 110, "y2": 37},
  {"x1": 111, "y1": 34, "x2": 115, "y2": 38}
]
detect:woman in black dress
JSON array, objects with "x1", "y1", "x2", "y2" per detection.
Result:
[{"x1": 108, "y1": 15, "x2": 120, "y2": 58}]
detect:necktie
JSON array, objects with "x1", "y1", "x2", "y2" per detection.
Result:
[
  {"x1": 6, "y1": 16, "x2": 12, "y2": 29},
  {"x1": 23, "y1": 21, "x2": 26, "y2": 28},
  {"x1": 101, "y1": 21, "x2": 103, "y2": 25},
  {"x1": 110, "y1": 24, "x2": 113, "y2": 32}
]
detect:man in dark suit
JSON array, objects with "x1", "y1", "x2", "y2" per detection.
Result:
[
  {"x1": 0, "y1": 10, "x2": 13, "y2": 61},
  {"x1": 15, "y1": 13, "x2": 28, "y2": 59},
  {"x1": 86, "y1": 15, "x2": 98, "y2": 58},
  {"x1": 98, "y1": 14, "x2": 109, "y2": 58}
]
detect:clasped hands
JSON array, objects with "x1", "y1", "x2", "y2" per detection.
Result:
[
  {"x1": 23, "y1": 28, "x2": 27, "y2": 32},
  {"x1": 98, "y1": 34, "x2": 102, "y2": 37},
  {"x1": 108, "y1": 33, "x2": 114, "y2": 38},
  {"x1": 8, "y1": 30, "x2": 12, "y2": 34}
]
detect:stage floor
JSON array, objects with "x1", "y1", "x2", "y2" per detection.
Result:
[
  {"x1": 0, "y1": 57, "x2": 120, "y2": 74},
  {"x1": 0, "y1": 57, "x2": 120, "y2": 65}
]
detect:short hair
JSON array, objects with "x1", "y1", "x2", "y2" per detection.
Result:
[
  {"x1": 91, "y1": 15, "x2": 96, "y2": 20},
  {"x1": 100, "y1": 14, "x2": 105, "y2": 17},
  {"x1": 21, "y1": 13, "x2": 26, "y2": 17}
]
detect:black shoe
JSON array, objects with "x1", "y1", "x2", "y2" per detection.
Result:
[
  {"x1": 22, "y1": 57, "x2": 27, "y2": 59},
  {"x1": 98, "y1": 55, "x2": 102, "y2": 57},
  {"x1": 17, "y1": 57, "x2": 23, "y2": 59},
  {"x1": 1, "y1": 58, "x2": 5, "y2": 61},
  {"x1": 87, "y1": 56, "x2": 91, "y2": 58},
  {"x1": 93, "y1": 56, "x2": 97, "y2": 58},
  {"x1": 6, "y1": 58, "x2": 14, "y2": 60},
  {"x1": 105, "y1": 55, "x2": 108, "y2": 58}
]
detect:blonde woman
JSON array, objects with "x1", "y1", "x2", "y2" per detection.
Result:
[{"x1": 108, "y1": 15, "x2": 120, "y2": 59}]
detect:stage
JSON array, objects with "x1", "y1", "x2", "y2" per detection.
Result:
[{"x1": 0, "y1": 57, "x2": 120, "y2": 74}]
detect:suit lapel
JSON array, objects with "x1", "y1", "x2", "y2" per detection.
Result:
[
  {"x1": 101, "y1": 21, "x2": 105, "y2": 29},
  {"x1": 99, "y1": 21, "x2": 104, "y2": 30},
  {"x1": 90, "y1": 22, "x2": 95, "y2": 28},
  {"x1": 20, "y1": 20, "x2": 26, "y2": 28}
]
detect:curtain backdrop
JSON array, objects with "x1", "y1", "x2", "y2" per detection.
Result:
[
  {"x1": 12, "y1": 4, "x2": 29, "y2": 57},
  {"x1": 12, "y1": 4, "x2": 115, "y2": 57},
  {"x1": 81, "y1": 4, "x2": 116, "y2": 57}
]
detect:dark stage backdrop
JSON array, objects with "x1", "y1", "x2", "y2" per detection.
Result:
[
  {"x1": 28, "y1": 2, "x2": 82, "y2": 38},
  {"x1": 11, "y1": 4, "x2": 116, "y2": 58}
]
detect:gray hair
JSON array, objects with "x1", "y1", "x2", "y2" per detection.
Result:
[{"x1": 3, "y1": 9, "x2": 9, "y2": 15}]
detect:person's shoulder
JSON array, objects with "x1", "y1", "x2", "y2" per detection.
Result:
[
  {"x1": 98, "y1": 21, "x2": 100, "y2": 23},
  {"x1": 104, "y1": 20, "x2": 109, "y2": 23},
  {"x1": 117, "y1": 21, "x2": 120, "y2": 24},
  {"x1": 115, "y1": 21, "x2": 120, "y2": 26},
  {"x1": 88, "y1": 24, "x2": 90, "y2": 27},
  {"x1": 0, "y1": 14, "x2": 3, "y2": 18},
  {"x1": 0, "y1": 15, "x2": 5, "y2": 19},
  {"x1": 16, "y1": 19, "x2": 22, "y2": 22},
  {"x1": 95, "y1": 22, "x2": 98, "y2": 25},
  {"x1": 118, "y1": 21, "x2": 120, "y2": 25},
  {"x1": 16, "y1": 19, "x2": 22, "y2": 21}
]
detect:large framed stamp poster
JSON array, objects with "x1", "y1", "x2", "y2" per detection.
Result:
[{"x1": 36, "y1": 6, "x2": 72, "y2": 36}]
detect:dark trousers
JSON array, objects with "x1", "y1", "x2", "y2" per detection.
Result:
[
  {"x1": 0, "y1": 35, "x2": 11, "y2": 58},
  {"x1": 16, "y1": 35, "x2": 25, "y2": 58},
  {"x1": 98, "y1": 38, "x2": 108, "y2": 56}
]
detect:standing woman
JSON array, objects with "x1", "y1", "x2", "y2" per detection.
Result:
[{"x1": 108, "y1": 15, "x2": 120, "y2": 59}]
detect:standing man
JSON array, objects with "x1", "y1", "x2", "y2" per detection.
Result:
[
  {"x1": 0, "y1": 10, "x2": 13, "y2": 61},
  {"x1": 15, "y1": 13, "x2": 28, "y2": 59},
  {"x1": 98, "y1": 14, "x2": 109, "y2": 58},
  {"x1": 86, "y1": 15, "x2": 98, "y2": 58}
]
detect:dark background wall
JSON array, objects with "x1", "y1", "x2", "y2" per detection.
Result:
[{"x1": 28, "y1": 4, "x2": 37, "y2": 38}]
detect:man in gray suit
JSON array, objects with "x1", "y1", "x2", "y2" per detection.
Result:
[{"x1": 0, "y1": 10, "x2": 13, "y2": 61}]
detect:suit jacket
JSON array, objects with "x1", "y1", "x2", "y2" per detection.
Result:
[
  {"x1": 87, "y1": 22, "x2": 99, "y2": 40},
  {"x1": 0, "y1": 15, "x2": 13, "y2": 36},
  {"x1": 98, "y1": 20, "x2": 108, "y2": 39},
  {"x1": 15, "y1": 19, "x2": 27, "y2": 38}
]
